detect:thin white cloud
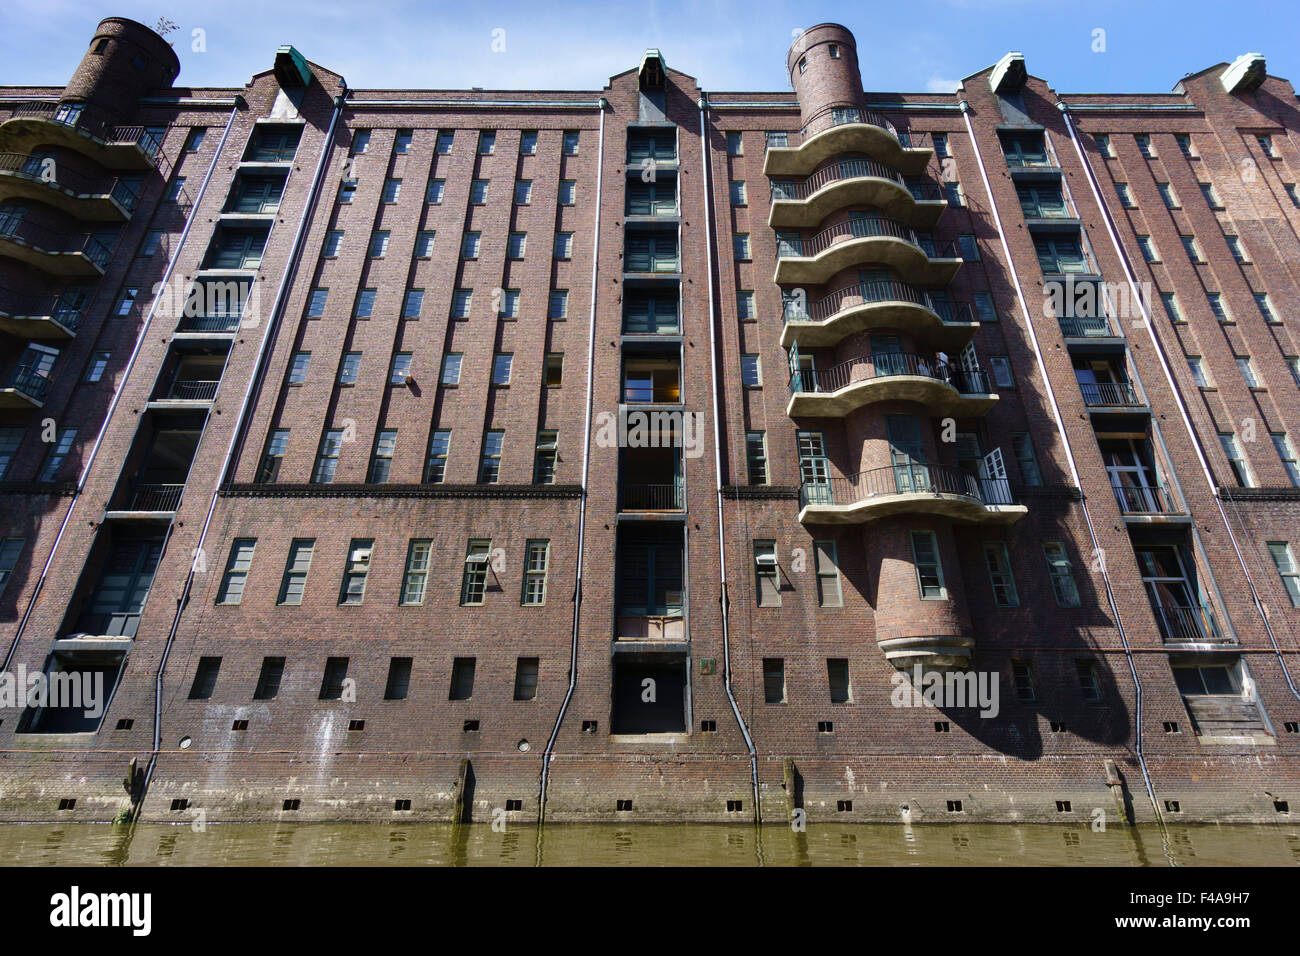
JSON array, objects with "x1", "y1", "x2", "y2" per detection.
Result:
[{"x1": 925, "y1": 74, "x2": 961, "y2": 92}]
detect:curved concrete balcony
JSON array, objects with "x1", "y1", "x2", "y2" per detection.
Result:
[
  {"x1": 0, "y1": 153, "x2": 140, "y2": 221},
  {"x1": 0, "y1": 214, "x2": 111, "y2": 276},
  {"x1": 0, "y1": 364, "x2": 52, "y2": 409},
  {"x1": 0, "y1": 287, "x2": 83, "y2": 339},
  {"x1": 773, "y1": 218, "x2": 961, "y2": 287},
  {"x1": 764, "y1": 103, "x2": 933, "y2": 177},
  {"x1": 798, "y1": 465, "x2": 1026, "y2": 526},
  {"x1": 787, "y1": 352, "x2": 997, "y2": 419},
  {"x1": 878, "y1": 634, "x2": 975, "y2": 670},
  {"x1": 768, "y1": 158, "x2": 946, "y2": 229},
  {"x1": 780, "y1": 279, "x2": 979, "y2": 351},
  {"x1": 0, "y1": 103, "x2": 163, "y2": 171}
]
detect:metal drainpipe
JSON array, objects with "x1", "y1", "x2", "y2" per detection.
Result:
[
  {"x1": 538, "y1": 97, "x2": 607, "y2": 823},
  {"x1": 960, "y1": 102, "x2": 1163, "y2": 823},
  {"x1": 134, "y1": 84, "x2": 347, "y2": 818},
  {"x1": 1058, "y1": 101, "x2": 1300, "y2": 704},
  {"x1": 699, "y1": 93, "x2": 761, "y2": 823},
  {"x1": 2, "y1": 102, "x2": 241, "y2": 675}
]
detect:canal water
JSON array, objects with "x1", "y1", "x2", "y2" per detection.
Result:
[{"x1": 1, "y1": 822, "x2": 1298, "y2": 865}]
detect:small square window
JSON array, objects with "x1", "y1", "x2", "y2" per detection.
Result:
[
  {"x1": 414, "y1": 230, "x2": 435, "y2": 257},
  {"x1": 562, "y1": 130, "x2": 580, "y2": 155},
  {"x1": 740, "y1": 354, "x2": 761, "y2": 387},
  {"x1": 478, "y1": 131, "x2": 495, "y2": 154}
]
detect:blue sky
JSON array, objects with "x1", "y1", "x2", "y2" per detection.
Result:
[{"x1": 2, "y1": 0, "x2": 1298, "y2": 94}]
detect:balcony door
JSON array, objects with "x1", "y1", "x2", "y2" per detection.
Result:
[
  {"x1": 886, "y1": 414, "x2": 928, "y2": 493},
  {"x1": 798, "y1": 431, "x2": 831, "y2": 502},
  {"x1": 81, "y1": 537, "x2": 165, "y2": 637},
  {"x1": 1135, "y1": 544, "x2": 1215, "y2": 642},
  {"x1": 1101, "y1": 438, "x2": 1161, "y2": 512}
]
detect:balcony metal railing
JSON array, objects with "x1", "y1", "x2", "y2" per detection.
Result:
[
  {"x1": 0, "y1": 286, "x2": 85, "y2": 330},
  {"x1": 0, "y1": 152, "x2": 140, "y2": 212},
  {"x1": 6, "y1": 364, "x2": 52, "y2": 401},
  {"x1": 1058, "y1": 315, "x2": 1115, "y2": 338},
  {"x1": 7, "y1": 103, "x2": 164, "y2": 163},
  {"x1": 127, "y1": 482, "x2": 184, "y2": 512},
  {"x1": 620, "y1": 482, "x2": 683, "y2": 511},
  {"x1": 790, "y1": 351, "x2": 991, "y2": 395},
  {"x1": 799, "y1": 463, "x2": 1016, "y2": 509},
  {"x1": 1152, "y1": 602, "x2": 1224, "y2": 644},
  {"x1": 0, "y1": 212, "x2": 113, "y2": 268},
  {"x1": 622, "y1": 383, "x2": 680, "y2": 404},
  {"x1": 1111, "y1": 482, "x2": 1181, "y2": 515},
  {"x1": 776, "y1": 216, "x2": 958, "y2": 261},
  {"x1": 161, "y1": 379, "x2": 220, "y2": 401},
  {"x1": 792, "y1": 102, "x2": 931, "y2": 151},
  {"x1": 782, "y1": 278, "x2": 974, "y2": 327},
  {"x1": 769, "y1": 157, "x2": 940, "y2": 203},
  {"x1": 177, "y1": 313, "x2": 242, "y2": 333},
  {"x1": 1079, "y1": 380, "x2": 1141, "y2": 407}
]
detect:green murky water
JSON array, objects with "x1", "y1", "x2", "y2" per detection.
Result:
[{"x1": 1, "y1": 822, "x2": 1298, "y2": 865}]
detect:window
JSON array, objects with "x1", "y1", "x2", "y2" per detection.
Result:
[
  {"x1": 520, "y1": 130, "x2": 538, "y2": 154},
  {"x1": 1219, "y1": 432, "x2": 1254, "y2": 487},
  {"x1": 1135, "y1": 134, "x2": 1154, "y2": 158},
  {"x1": 1289, "y1": 357, "x2": 1300, "y2": 389},
  {"x1": 533, "y1": 431, "x2": 557, "y2": 484},
  {"x1": 1286, "y1": 184, "x2": 1300, "y2": 207},
  {"x1": 1180, "y1": 235, "x2": 1203, "y2": 263},
  {"x1": 1272, "y1": 434, "x2": 1300, "y2": 486},
  {"x1": 470, "y1": 179, "x2": 489, "y2": 204},
  {"x1": 320, "y1": 658, "x2": 350, "y2": 700},
  {"x1": 958, "y1": 235, "x2": 980, "y2": 260},
  {"x1": 355, "y1": 288, "x2": 377, "y2": 318},
  {"x1": 338, "y1": 352, "x2": 361, "y2": 385},
  {"x1": 323, "y1": 230, "x2": 343, "y2": 257},
  {"x1": 188, "y1": 657, "x2": 220, "y2": 700},
  {"x1": 367, "y1": 430, "x2": 397, "y2": 482},
  {"x1": 511, "y1": 179, "x2": 532, "y2": 205},
  {"x1": 814, "y1": 540, "x2": 842, "y2": 607},
  {"x1": 492, "y1": 353, "x2": 513, "y2": 386},
  {"x1": 461, "y1": 232, "x2": 480, "y2": 259},
  {"x1": 726, "y1": 132, "x2": 742, "y2": 155},
  {"x1": 746, "y1": 431, "x2": 768, "y2": 485},
  {"x1": 460, "y1": 541, "x2": 490, "y2": 605},
  {"x1": 1034, "y1": 235, "x2": 1087, "y2": 273},
  {"x1": 1075, "y1": 660, "x2": 1102, "y2": 702},
  {"x1": 1257, "y1": 134, "x2": 1278, "y2": 158},
  {"x1": 544, "y1": 353, "x2": 563, "y2": 387},
  {"x1": 0, "y1": 428, "x2": 20, "y2": 479},
  {"x1": 733, "y1": 234, "x2": 750, "y2": 260},
  {"x1": 763, "y1": 659, "x2": 786, "y2": 703},
  {"x1": 339, "y1": 539, "x2": 373, "y2": 605},
  {"x1": 1187, "y1": 355, "x2": 1211, "y2": 387},
  {"x1": 279, "y1": 539, "x2": 315, "y2": 605},
  {"x1": 86, "y1": 351, "x2": 111, "y2": 383},
  {"x1": 394, "y1": 129, "x2": 412, "y2": 153},
  {"x1": 217, "y1": 538, "x2": 256, "y2": 605},
  {"x1": 828, "y1": 43, "x2": 840, "y2": 58},
  {"x1": 522, "y1": 540, "x2": 549, "y2": 605},
  {"x1": 827, "y1": 658, "x2": 850, "y2": 703},
  {"x1": 513, "y1": 657, "x2": 539, "y2": 701},
  {"x1": 306, "y1": 288, "x2": 328, "y2": 318},
  {"x1": 478, "y1": 131, "x2": 496, "y2": 154},
  {"x1": 253, "y1": 658, "x2": 285, "y2": 700},
  {"x1": 498, "y1": 289, "x2": 520, "y2": 318},
  {"x1": 1268, "y1": 542, "x2": 1300, "y2": 606},
  {"x1": 983, "y1": 542, "x2": 1019, "y2": 607},
  {"x1": 368, "y1": 231, "x2": 390, "y2": 258},
  {"x1": 1137, "y1": 236, "x2": 1157, "y2": 261},
  {"x1": 559, "y1": 180, "x2": 576, "y2": 205},
  {"x1": 258, "y1": 429, "x2": 289, "y2": 482},
  {"x1": 116, "y1": 287, "x2": 139, "y2": 316},
  {"x1": 414, "y1": 231, "x2": 435, "y2": 258},
  {"x1": 0, "y1": 537, "x2": 22, "y2": 599},
  {"x1": 451, "y1": 289, "x2": 472, "y2": 318},
  {"x1": 381, "y1": 178, "x2": 401, "y2": 203},
  {"x1": 944, "y1": 182, "x2": 964, "y2": 206},
  {"x1": 426, "y1": 179, "x2": 445, "y2": 203},
  {"x1": 313, "y1": 429, "x2": 344, "y2": 483},
  {"x1": 1236, "y1": 355, "x2": 1260, "y2": 388},
  {"x1": 1011, "y1": 661, "x2": 1036, "y2": 702},
  {"x1": 1114, "y1": 183, "x2": 1135, "y2": 207},
  {"x1": 349, "y1": 129, "x2": 371, "y2": 154},
  {"x1": 140, "y1": 230, "x2": 164, "y2": 256},
  {"x1": 392, "y1": 539, "x2": 434, "y2": 606},
  {"x1": 730, "y1": 181, "x2": 746, "y2": 205},
  {"x1": 934, "y1": 133, "x2": 950, "y2": 157},
  {"x1": 740, "y1": 354, "x2": 761, "y2": 387},
  {"x1": 766, "y1": 131, "x2": 790, "y2": 150},
  {"x1": 507, "y1": 232, "x2": 526, "y2": 259},
  {"x1": 910, "y1": 531, "x2": 946, "y2": 599},
  {"x1": 989, "y1": 355, "x2": 1014, "y2": 388},
  {"x1": 385, "y1": 658, "x2": 412, "y2": 699},
  {"x1": 1161, "y1": 292, "x2": 1182, "y2": 323},
  {"x1": 1157, "y1": 182, "x2": 1179, "y2": 208},
  {"x1": 549, "y1": 290, "x2": 569, "y2": 319},
  {"x1": 479, "y1": 431, "x2": 504, "y2": 483},
  {"x1": 435, "y1": 131, "x2": 454, "y2": 154},
  {"x1": 798, "y1": 56, "x2": 807, "y2": 74},
  {"x1": 737, "y1": 291, "x2": 755, "y2": 320},
  {"x1": 1255, "y1": 294, "x2": 1278, "y2": 323},
  {"x1": 624, "y1": 291, "x2": 678, "y2": 333},
  {"x1": 184, "y1": 127, "x2": 206, "y2": 152},
  {"x1": 162, "y1": 176, "x2": 187, "y2": 201},
  {"x1": 37, "y1": 428, "x2": 75, "y2": 482},
  {"x1": 1011, "y1": 432, "x2": 1042, "y2": 486},
  {"x1": 440, "y1": 354, "x2": 462, "y2": 386},
  {"x1": 1175, "y1": 133, "x2": 1195, "y2": 158},
  {"x1": 402, "y1": 290, "x2": 424, "y2": 319},
  {"x1": 1207, "y1": 293, "x2": 1231, "y2": 322},
  {"x1": 1224, "y1": 234, "x2": 1246, "y2": 262},
  {"x1": 338, "y1": 179, "x2": 357, "y2": 203},
  {"x1": 1001, "y1": 131, "x2": 1049, "y2": 166},
  {"x1": 1199, "y1": 182, "x2": 1222, "y2": 208},
  {"x1": 754, "y1": 541, "x2": 779, "y2": 607},
  {"x1": 562, "y1": 130, "x2": 579, "y2": 155},
  {"x1": 424, "y1": 430, "x2": 451, "y2": 483},
  {"x1": 449, "y1": 657, "x2": 477, "y2": 700}
]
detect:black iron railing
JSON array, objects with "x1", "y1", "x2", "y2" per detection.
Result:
[
  {"x1": 620, "y1": 483, "x2": 683, "y2": 511},
  {"x1": 1152, "y1": 602, "x2": 1224, "y2": 644},
  {"x1": 163, "y1": 379, "x2": 220, "y2": 401},
  {"x1": 800, "y1": 464, "x2": 1016, "y2": 509},
  {"x1": 0, "y1": 211, "x2": 112, "y2": 267},
  {"x1": 1079, "y1": 381, "x2": 1140, "y2": 407},
  {"x1": 127, "y1": 482, "x2": 184, "y2": 511},
  {"x1": 790, "y1": 351, "x2": 991, "y2": 395},
  {"x1": 776, "y1": 216, "x2": 958, "y2": 261},
  {"x1": 6, "y1": 364, "x2": 51, "y2": 401},
  {"x1": 782, "y1": 278, "x2": 974, "y2": 327},
  {"x1": 1111, "y1": 482, "x2": 1180, "y2": 515},
  {"x1": 0, "y1": 152, "x2": 140, "y2": 212},
  {"x1": 791, "y1": 102, "x2": 932, "y2": 152}
]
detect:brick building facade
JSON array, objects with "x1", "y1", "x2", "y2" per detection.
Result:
[{"x1": 0, "y1": 18, "x2": 1299, "y2": 824}]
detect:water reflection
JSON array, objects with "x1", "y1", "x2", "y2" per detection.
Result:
[{"x1": 0, "y1": 822, "x2": 1295, "y2": 866}]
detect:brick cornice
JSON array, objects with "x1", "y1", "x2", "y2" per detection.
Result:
[{"x1": 221, "y1": 482, "x2": 583, "y2": 500}]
